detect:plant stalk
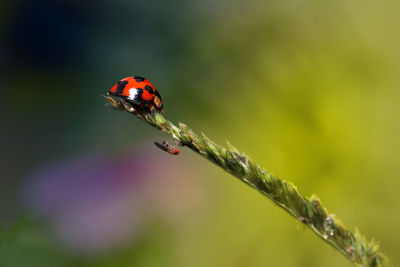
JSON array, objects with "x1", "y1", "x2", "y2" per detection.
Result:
[{"x1": 104, "y1": 96, "x2": 390, "y2": 267}]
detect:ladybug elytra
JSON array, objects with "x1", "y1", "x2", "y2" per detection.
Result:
[{"x1": 108, "y1": 76, "x2": 163, "y2": 112}]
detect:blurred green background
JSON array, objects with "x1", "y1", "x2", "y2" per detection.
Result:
[{"x1": 1, "y1": 0, "x2": 399, "y2": 266}]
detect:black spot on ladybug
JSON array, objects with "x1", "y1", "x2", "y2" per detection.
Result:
[
  {"x1": 134, "y1": 88, "x2": 144, "y2": 101},
  {"x1": 144, "y1": 85, "x2": 154, "y2": 94},
  {"x1": 116, "y1": 80, "x2": 128, "y2": 95},
  {"x1": 125, "y1": 87, "x2": 152, "y2": 104},
  {"x1": 154, "y1": 89, "x2": 162, "y2": 100},
  {"x1": 134, "y1": 76, "x2": 145, "y2": 82}
]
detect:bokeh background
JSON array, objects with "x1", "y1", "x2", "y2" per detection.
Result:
[{"x1": 1, "y1": 0, "x2": 399, "y2": 266}]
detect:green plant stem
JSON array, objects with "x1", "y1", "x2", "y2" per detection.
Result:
[{"x1": 104, "y1": 96, "x2": 390, "y2": 267}]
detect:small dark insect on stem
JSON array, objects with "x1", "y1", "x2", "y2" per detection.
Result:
[{"x1": 154, "y1": 141, "x2": 180, "y2": 155}]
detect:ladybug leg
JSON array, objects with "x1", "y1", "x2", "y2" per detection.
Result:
[
  {"x1": 135, "y1": 103, "x2": 147, "y2": 117},
  {"x1": 148, "y1": 103, "x2": 155, "y2": 113},
  {"x1": 144, "y1": 105, "x2": 155, "y2": 120}
]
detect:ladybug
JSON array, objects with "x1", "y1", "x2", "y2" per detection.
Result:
[
  {"x1": 108, "y1": 76, "x2": 163, "y2": 112},
  {"x1": 154, "y1": 141, "x2": 180, "y2": 155}
]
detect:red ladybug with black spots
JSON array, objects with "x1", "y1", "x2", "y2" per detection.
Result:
[{"x1": 108, "y1": 76, "x2": 163, "y2": 112}]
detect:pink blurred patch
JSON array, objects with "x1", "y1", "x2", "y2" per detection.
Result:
[{"x1": 22, "y1": 145, "x2": 207, "y2": 255}]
